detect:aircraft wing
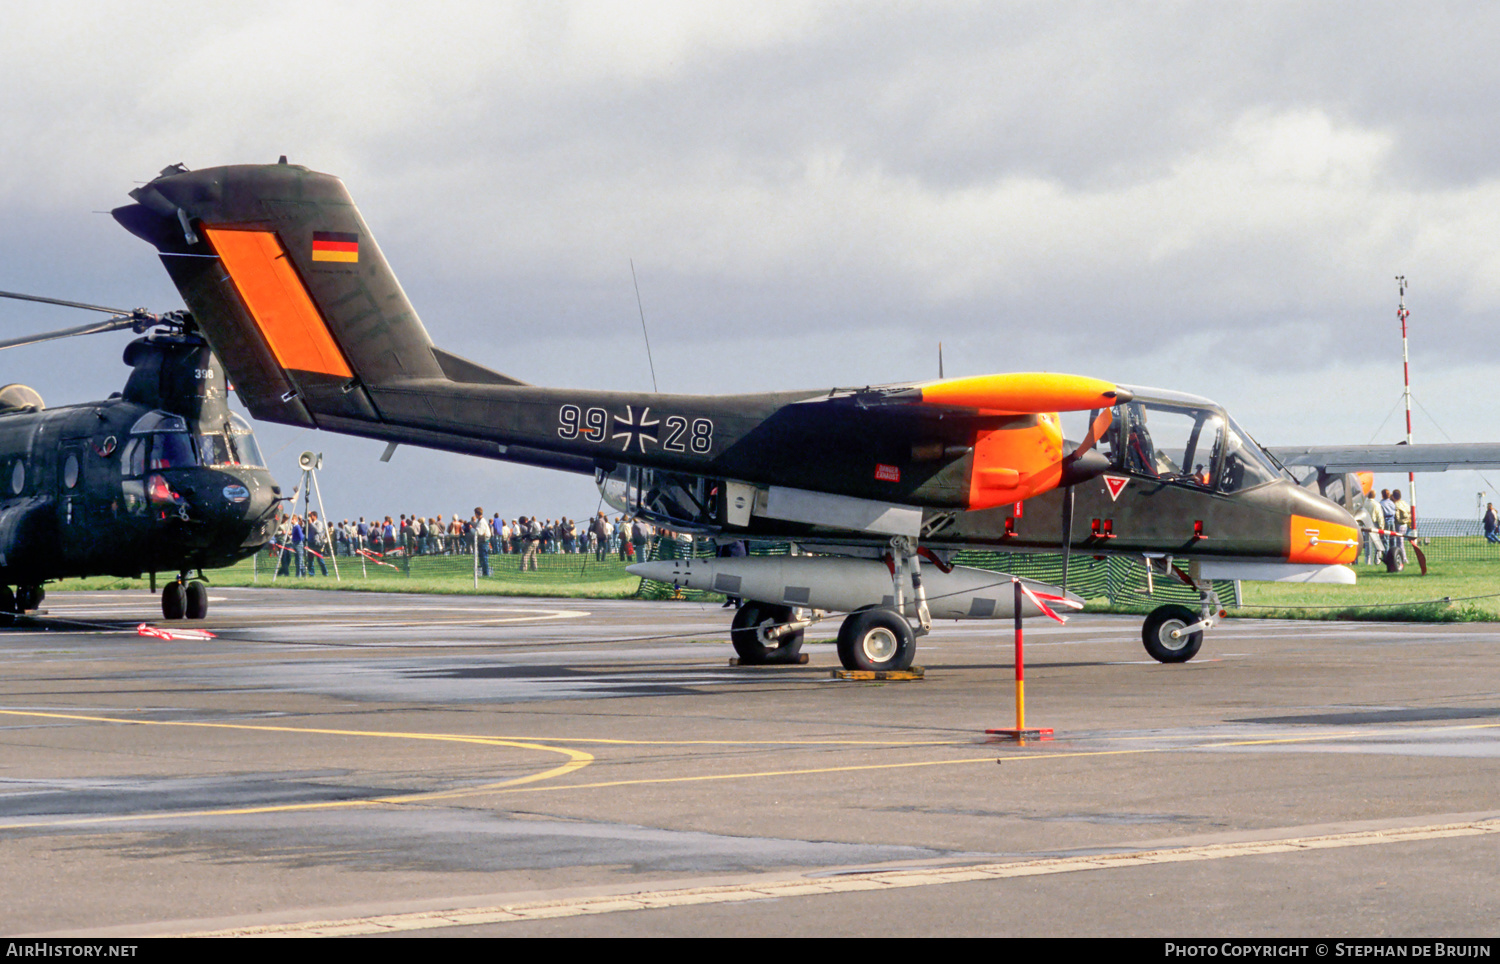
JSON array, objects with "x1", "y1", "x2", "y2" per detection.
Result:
[{"x1": 1269, "y1": 443, "x2": 1500, "y2": 473}]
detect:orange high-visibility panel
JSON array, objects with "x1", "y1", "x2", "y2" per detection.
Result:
[
  {"x1": 1287, "y1": 515, "x2": 1360, "y2": 565},
  {"x1": 968, "y1": 415, "x2": 1066, "y2": 510},
  {"x1": 204, "y1": 227, "x2": 353, "y2": 379}
]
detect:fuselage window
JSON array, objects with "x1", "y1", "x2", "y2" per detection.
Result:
[
  {"x1": 63, "y1": 454, "x2": 80, "y2": 489},
  {"x1": 1217, "y1": 418, "x2": 1282, "y2": 494},
  {"x1": 10, "y1": 460, "x2": 24, "y2": 495}
]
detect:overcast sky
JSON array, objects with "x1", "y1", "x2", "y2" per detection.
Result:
[{"x1": 3, "y1": 1, "x2": 1499, "y2": 521}]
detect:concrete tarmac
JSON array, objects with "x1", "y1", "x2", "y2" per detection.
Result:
[{"x1": 2, "y1": 587, "x2": 1497, "y2": 937}]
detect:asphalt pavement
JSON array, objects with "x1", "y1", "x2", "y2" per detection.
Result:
[{"x1": 2, "y1": 588, "x2": 1497, "y2": 937}]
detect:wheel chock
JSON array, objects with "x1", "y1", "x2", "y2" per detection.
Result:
[
  {"x1": 830, "y1": 667, "x2": 925, "y2": 681},
  {"x1": 729, "y1": 654, "x2": 810, "y2": 666}
]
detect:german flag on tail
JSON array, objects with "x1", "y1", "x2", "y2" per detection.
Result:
[{"x1": 311, "y1": 231, "x2": 359, "y2": 263}]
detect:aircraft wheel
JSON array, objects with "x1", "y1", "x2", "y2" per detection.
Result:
[
  {"x1": 1142, "y1": 604, "x2": 1203, "y2": 663},
  {"x1": 15, "y1": 585, "x2": 43, "y2": 612},
  {"x1": 0, "y1": 586, "x2": 14, "y2": 614},
  {"x1": 836, "y1": 608, "x2": 915, "y2": 672},
  {"x1": 730, "y1": 602, "x2": 804, "y2": 665},
  {"x1": 185, "y1": 581, "x2": 209, "y2": 620},
  {"x1": 161, "y1": 581, "x2": 186, "y2": 621}
]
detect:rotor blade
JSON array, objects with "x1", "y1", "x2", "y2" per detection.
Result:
[
  {"x1": 0, "y1": 316, "x2": 142, "y2": 352},
  {"x1": 0, "y1": 289, "x2": 136, "y2": 316}
]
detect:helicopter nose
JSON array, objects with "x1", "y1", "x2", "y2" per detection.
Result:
[
  {"x1": 1285, "y1": 483, "x2": 1361, "y2": 565},
  {"x1": 195, "y1": 474, "x2": 277, "y2": 545}
]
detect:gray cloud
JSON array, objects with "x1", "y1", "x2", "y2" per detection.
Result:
[{"x1": 3, "y1": 2, "x2": 1499, "y2": 518}]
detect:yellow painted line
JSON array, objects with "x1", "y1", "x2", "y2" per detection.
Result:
[
  {"x1": 174, "y1": 818, "x2": 1500, "y2": 936},
  {"x1": 0, "y1": 709, "x2": 592, "y2": 830},
  {"x1": 6, "y1": 709, "x2": 1497, "y2": 827},
  {"x1": 0, "y1": 708, "x2": 960, "y2": 748}
]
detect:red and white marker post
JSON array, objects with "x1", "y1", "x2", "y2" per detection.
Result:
[{"x1": 986, "y1": 577, "x2": 1055, "y2": 742}]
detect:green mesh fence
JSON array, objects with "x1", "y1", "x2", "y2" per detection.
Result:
[
  {"x1": 258, "y1": 516, "x2": 1500, "y2": 605},
  {"x1": 1391, "y1": 517, "x2": 1500, "y2": 565}
]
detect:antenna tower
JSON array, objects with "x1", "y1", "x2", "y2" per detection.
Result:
[{"x1": 1397, "y1": 276, "x2": 1417, "y2": 526}]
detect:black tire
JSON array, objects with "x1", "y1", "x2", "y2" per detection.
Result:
[
  {"x1": 185, "y1": 581, "x2": 208, "y2": 620},
  {"x1": 161, "y1": 581, "x2": 186, "y2": 621},
  {"x1": 731, "y1": 601, "x2": 805, "y2": 665},
  {"x1": 14, "y1": 585, "x2": 41, "y2": 612},
  {"x1": 0, "y1": 585, "x2": 14, "y2": 614},
  {"x1": 1142, "y1": 604, "x2": 1203, "y2": 662},
  {"x1": 836, "y1": 608, "x2": 916, "y2": 672}
]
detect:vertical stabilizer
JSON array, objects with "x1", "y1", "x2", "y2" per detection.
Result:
[{"x1": 113, "y1": 162, "x2": 519, "y2": 430}]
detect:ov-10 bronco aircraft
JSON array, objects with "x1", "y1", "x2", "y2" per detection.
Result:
[{"x1": 113, "y1": 160, "x2": 1360, "y2": 670}]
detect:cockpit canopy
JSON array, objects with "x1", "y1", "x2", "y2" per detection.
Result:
[
  {"x1": 1095, "y1": 388, "x2": 1289, "y2": 494},
  {"x1": 123, "y1": 410, "x2": 266, "y2": 474}
]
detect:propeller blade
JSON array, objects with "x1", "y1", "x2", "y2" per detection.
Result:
[
  {"x1": 1071, "y1": 407, "x2": 1114, "y2": 460},
  {"x1": 1060, "y1": 485, "x2": 1074, "y2": 593},
  {"x1": 0, "y1": 289, "x2": 136, "y2": 316},
  {"x1": 0, "y1": 316, "x2": 143, "y2": 352}
]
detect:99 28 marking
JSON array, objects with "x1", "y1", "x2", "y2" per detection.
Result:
[
  {"x1": 558, "y1": 405, "x2": 713, "y2": 454},
  {"x1": 557, "y1": 405, "x2": 608, "y2": 441}
]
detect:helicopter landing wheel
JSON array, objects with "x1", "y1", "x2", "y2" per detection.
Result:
[
  {"x1": 185, "y1": 581, "x2": 208, "y2": 620},
  {"x1": 161, "y1": 581, "x2": 186, "y2": 621},
  {"x1": 15, "y1": 585, "x2": 43, "y2": 612},
  {"x1": 0, "y1": 586, "x2": 14, "y2": 614}
]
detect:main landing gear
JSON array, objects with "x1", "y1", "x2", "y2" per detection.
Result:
[
  {"x1": 0, "y1": 584, "x2": 44, "y2": 614},
  {"x1": 731, "y1": 602, "x2": 805, "y2": 664},
  {"x1": 836, "y1": 606, "x2": 917, "y2": 672},
  {"x1": 729, "y1": 536, "x2": 928, "y2": 673},
  {"x1": 160, "y1": 573, "x2": 209, "y2": 620}
]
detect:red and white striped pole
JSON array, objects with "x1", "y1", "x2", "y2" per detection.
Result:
[
  {"x1": 986, "y1": 577, "x2": 1054, "y2": 742},
  {"x1": 1397, "y1": 276, "x2": 1417, "y2": 527}
]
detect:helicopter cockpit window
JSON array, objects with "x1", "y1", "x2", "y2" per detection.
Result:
[
  {"x1": 197, "y1": 432, "x2": 235, "y2": 467},
  {"x1": 1117, "y1": 401, "x2": 1224, "y2": 490},
  {"x1": 121, "y1": 438, "x2": 145, "y2": 477},
  {"x1": 1217, "y1": 418, "x2": 1282, "y2": 493},
  {"x1": 129, "y1": 411, "x2": 189, "y2": 435},
  {"x1": 148, "y1": 433, "x2": 198, "y2": 470},
  {"x1": 224, "y1": 413, "x2": 266, "y2": 468}
]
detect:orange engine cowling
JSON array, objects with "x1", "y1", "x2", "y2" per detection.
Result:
[{"x1": 968, "y1": 413, "x2": 1066, "y2": 510}]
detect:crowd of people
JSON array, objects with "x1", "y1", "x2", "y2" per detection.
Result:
[
  {"x1": 267, "y1": 509, "x2": 666, "y2": 577},
  {"x1": 1361, "y1": 488, "x2": 1413, "y2": 571}
]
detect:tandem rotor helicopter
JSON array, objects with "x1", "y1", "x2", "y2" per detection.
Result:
[
  {"x1": 0, "y1": 290, "x2": 280, "y2": 620},
  {"x1": 113, "y1": 160, "x2": 1363, "y2": 668}
]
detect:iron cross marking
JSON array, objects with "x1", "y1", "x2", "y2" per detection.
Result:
[{"x1": 612, "y1": 405, "x2": 660, "y2": 453}]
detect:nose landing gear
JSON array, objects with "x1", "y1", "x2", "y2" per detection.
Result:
[
  {"x1": 160, "y1": 573, "x2": 209, "y2": 620},
  {"x1": 1141, "y1": 563, "x2": 1222, "y2": 663}
]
